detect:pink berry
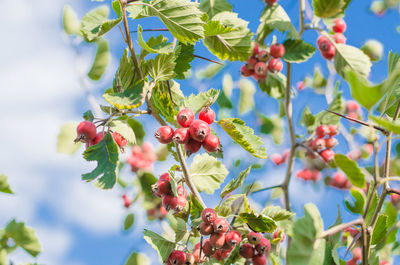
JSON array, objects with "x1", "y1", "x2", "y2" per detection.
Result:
[
  {"x1": 333, "y1": 18, "x2": 347, "y2": 33},
  {"x1": 225, "y1": 231, "x2": 242, "y2": 247},
  {"x1": 112, "y1": 132, "x2": 127, "y2": 147},
  {"x1": 320, "y1": 149, "x2": 335, "y2": 162},
  {"x1": 155, "y1": 179, "x2": 171, "y2": 196},
  {"x1": 273, "y1": 229, "x2": 286, "y2": 242},
  {"x1": 199, "y1": 222, "x2": 214, "y2": 235},
  {"x1": 213, "y1": 248, "x2": 233, "y2": 260},
  {"x1": 255, "y1": 237, "x2": 271, "y2": 254},
  {"x1": 213, "y1": 218, "x2": 229, "y2": 234},
  {"x1": 177, "y1": 108, "x2": 195, "y2": 128},
  {"x1": 247, "y1": 231, "x2": 263, "y2": 245},
  {"x1": 89, "y1": 132, "x2": 104, "y2": 146},
  {"x1": 352, "y1": 247, "x2": 362, "y2": 261},
  {"x1": 162, "y1": 195, "x2": 178, "y2": 211},
  {"x1": 334, "y1": 33, "x2": 346, "y2": 44},
  {"x1": 322, "y1": 44, "x2": 336, "y2": 60},
  {"x1": 210, "y1": 233, "x2": 226, "y2": 249},
  {"x1": 268, "y1": 58, "x2": 283, "y2": 73},
  {"x1": 325, "y1": 137, "x2": 338, "y2": 149},
  {"x1": 312, "y1": 138, "x2": 326, "y2": 150},
  {"x1": 189, "y1": 120, "x2": 211, "y2": 142},
  {"x1": 201, "y1": 208, "x2": 217, "y2": 224},
  {"x1": 76, "y1": 121, "x2": 97, "y2": 143},
  {"x1": 173, "y1": 128, "x2": 190, "y2": 144},
  {"x1": 202, "y1": 134, "x2": 221, "y2": 153},
  {"x1": 241, "y1": 64, "x2": 253, "y2": 77},
  {"x1": 271, "y1": 153, "x2": 284, "y2": 166},
  {"x1": 346, "y1": 100, "x2": 360, "y2": 112},
  {"x1": 239, "y1": 243, "x2": 255, "y2": 259},
  {"x1": 122, "y1": 194, "x2": 131, "y2": 208},
  {"x1": 328, "y1": 125, "x2": 339, "y2": 136},
  {"x1": 256, "y1": 50, "x2": 270, "y2": 62},
  {"x1": 316, "y1": 125, "x2": 329, "y2": 138},
  {"x1": 202, "y1": 239, "x2": 215, "y2": 256},
  {"x1": 270, "y1": 43, "x2": 285, "y2": 58},
  {"x1": 254, "y1": 62, "x2": 268, "y2": 79},
  {"x1": 167, "y1": 250, "x2": 186, "y2": 265},
  {"x1": 199, "y1": 107, "x2": 216, "y2": 124},
  {"x1": 184, "y1": 138, "x2": 202, "y2": 156},
  {"x1": 246, "y1": 57, "x2": 258, "y2": 70},
  {"x1": 175, "y1": 195, "x2": 187, "y2": 212},
  {"x1": 317, "y1": 36, "x2": 335, "y2": 59},
  {"x1": 252, "y1": 254, "x2": 267, "y2": 265},
  {"x1": 155, "y1": 126, "x2": 174, "y2": 144}
]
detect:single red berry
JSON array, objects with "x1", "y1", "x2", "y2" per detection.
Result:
[
  {"x1": 312, "y1": 138, "x2": 326, "y2": 150},
  {"x1": 317, "y1": 36, "x2": 329, "y2": 46},
  {"x1": 270, "y1": 43, "x2": 285, "y2": 58},
  {"x1": 177, "y1": 186, "x2": 187, "y2": 198},
  {"x1": 225, "y1": 231, "x2": 242, "y2": 247},
  {"x1": 201, "y1": 208, "x2": 217, "y2": 224},
  {"x1": 213, "y1": 217, "x2": 229, "y2": 234},
  {"x1": 247, "y1": 231, "x2": 263, "y2": 245},
  {"x1": 322, "y1": 44, "x2": 336, "y2": 60},
  {"x1": 252, "y1": 43, "x2": 259, "y2": 56},
  {"x1": 177, "y1": 108, "x2": 195, "y2": 128},
  {"x1": 175, "y1": 195, "x2": 187, "y2": 212},
  {"x1": 333, "y1": 18, "x2": 347, "y2": 33},
  {"x1": 213, "y1": 248, "x2": 232, "y2": 260},
  {"x1": 199, "y1": 222, "x2": 214, "y2": 235},
  {"x1": 155, "y1": 179, "x2": 171, "y2": 196},
  {"x1": 210, "y1": 233, "x2": 226, "y2": 249},
  {"x1": 239, "y1": 243, "x2": 255, "y2": 259},
  {"x1": 325, "y1": 137, "x2": 338, "y2": 149},
  {"x1": 202, "y1": 239, "x2": 215, "y2": 256},
  {"x1": 162, "y1": 195, "x2": 178, "y2": 211},
  {"x1": 346, "y1": 100, "x2": 360, "y2": 112},
  {"x1": 184, "y1": 138, "x2": 202, "y2": 156},
  {"x1": 112, "y1": 132, "x2": 127, "y2": 147},
  {"x1": 76, "y1": 121, "x2": 97, "y2": 143},
  {"x1": 320, "y1": 149, "x2": 335, "y2": 162},
  {"x1": 254, "y1": 62, "x2": 268, "y2": 79},
  {"x1": 122, "y1": 194, "x2": 131, "y2": 208},
  {"x1": 328, "y1": 125, "x2": 339, "y2": 136},
  {"x1": 268, "y1": 58, "x2": 283, "y2": 73},
  {"x1": 160, "y1": 172, "x2": 170, "y2": 181},
  {"x1": 390, "y1": 193, "x2": 400, "y2": 205},
  {"x1": 199, "y1": 107, "x2": 216, "y2": 124},
  {"x1": 352, "y1": 247, "x2": 362, "y2": 261},
  {"x1": 246, "y1": 57, "x2": 258, "y2": 70},
  {"x1": 255, "y1": 237, "x2": 271, "y2": 254},
  {"x1": 173, "y1": 128, "x2": 190, "y2": 144},
  {"x1": 202, "y1": 134, "x2": 221, "y2": 153},
  {"x1": 265, "y1": 0, "x2": 278, "y2": 5},
  {"x1": 271, "y1": 153, "x2": 284, "y2": 166},
  {"x1": 334, "y1": 33, "x2": 346, "y2": 44},
  {"x1": 297, "y1": 168, "x2": 312, "y2": 181},
  {"x1": 252, "y1": 254, "x2": 267, "y2": 265},
  {"x1": 316, "y1": 125, "x2": 329, "y2": 138},
  {"x1": 317, "y1": 36, "x2": 336, "y2": 59},
  {"x1": 89, "y1": 132, "x2": 104, "y2": 146},
  {"x1": 167, "y1": 250, "x2": 186, "y2": 265},
  {"x1": 155, "y1": 126, "x2": 174, "y2": 144},
  {"x1": 256, "y1": 50, "x2": 270, "y2": 62},
  {"x1": 189, "y1": 120, "x2": 211, "y2": 142},
  {"x1": 241, "y1": 64, "x2": 253, "y2": 77}
]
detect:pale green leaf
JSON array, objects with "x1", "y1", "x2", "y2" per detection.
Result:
[
  {"x1": 82, "y1": 133, "x2": 120, "y2": 189},
  {"x1": 238, "y1": 79, "x2": 256, "y2": 114},
  {"x1": 146, "y1": 53, "x2": 176, "y2": 81},
  {"x1": 63, "y1": 5, "x2": 81, "y2": 35},
  {"x1": 344, "y1": 188, "x2": 365, "y2": 215},
  {"x1": 203, "y1": 20, "x2": 236, "y2": 36},
  {"x1": 5, "y1": 220, "x2": 41, "y2": 257},
  {"x1": 137, "y1": 25, "x2": 173, "y2": 55},
  {"x1": 103, "y1": 81, "x2": 145, "y2": 109},
  {"x1": 88, "y1": 39, "x2": 110, "y2": 80},
  {"x1": 195, "y1": 63, "x2": 224, "y2": 79},
  {"x1": 258, "y1": 72, "x2": 286, "y2": 99},
  {"x1": 0, "y1": 174, "x2": 13, "y2": 194},
  {"x1": 0, "y1": 249, "x2": 7, "y2": 265},
  {"x1": 199, "y1": 0, "x2": 233, "y2": 18},
  {"x1": 143, "y1": 229, "x2": 175, "y2": 262},
  {"x1": 189, "y1": 153, "x2": 228, "y2": 194},
  {"x1": 123, "y1": 213, "x2": 135, "y2": 231},
  {"x1": 110, "y1": 119, "x2": 136, "y2": 144},
  {"x1": 217, "y1": 118, "x2": 267, "y2": 159},
  {"x1": 334, "y1": 43, "x2": 372, "y2": 79},
  {"x1": 124, "y1": 252, "x2": 150, "y2": 265},
  {"x1": 271, "y1": 253, "x2": 282, "y2": 265},
  {"x1": 113, "y1": 49, "x2": 136, "y2": 92},
  {"x1": 312, "y1": 0, "x2": 346, "y2": 18},
  {"x1": 168, "y1": 216, "x2": 187, "y2": 242},
  {"x1": 151, "y1": 81, "x2": 182, "y2": 126},
  {"x1": 215, "y1": 194, "x2": 250, "y2": 217},
  {"x1": 239, "y1": 212, "x2": 277, "y2": 233},
  {"x1": 370, "y1": 115, "x2": 400, "y2": 134},
  {"x1": 185, "y1": 89, "x2": 219, "y2": 114},
  {"x1": 283, "y1": 39, "x2": 316, "y2": 63},
  {"x1": 57, "y1": 122, "x2": 81, "y2": 155},
  {"x1": 334, "y1": 154, "x2": 365, "y2": 188},
  {"x1": 371, "y1": 214, "x2": 388, "y2": 245},
  {"x1": 220, "y1": 166, "x2": 251, "y2": 198},
  {"x1": 261, "y1": 205, "x2": 295, "y2": 221}
]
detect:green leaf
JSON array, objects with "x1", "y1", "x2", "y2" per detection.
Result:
[
  {"x1": 217, "y1": 89, "x2": 232, "y2": 109},
  {"x1": 283, "y1": 39, "x2": 316, "y2": 63},
  {"x1": 287, "y1": 203, "x2": 325, "y2": 265},
  {"x1": 371, "y1": 214, "x2": 388, "y2": 245},
  {"x1": 312, "y1": 0, "x2": 346, "y2": 18},
  {"x1": 124, "y1": 252, "x2": 150, "y2": 265},
  {"x1": 0, "y1": 249, "x2": 7, "y2": 265},
  {"x1": 138, "y1": 172, "x2": 157, "y2": 200},
  {"x1": 203, "y1": 20, "x2": 237, "y2": 36},
  {"x1": 216, "y1": 194, "x2": 250, "y2": 217},
  {"x1": 370, "y1": 115, "x2": 400, "y2": 134},
  {"x1": 151, "y1": 81, "x2": 182, "y2": 126},
  {"x1": 104, "y1": 81, "x2": 146, "y2": 109},
  {"x1": 146, "y1": 53, "x2": 176, "y2": 81},
  {"x1": 83, "y1": 110, "x2": 95, "y2": 121},
  {"x1": 174, "y1": 43, "x2": 195, "y2": 79},
  {"x1": 203, "y1": 11, "x2": 252, "y2": 61},
  {"x1": 143, "y1": 229, "x2": 175, "y2": 263},
  {"x1": 258, "y1": 72, "x2": 286, "y2": 99},
  {"x1": 189, "y1": 153, "x2": 228, "y2": 194},
  {"x1": 195, "y1": 63, "x2": 224, "y2": 79},
  {"x1": 334, "y1": 43, "x2": 372, "y2": 79},
  {"x1": 220, "y1": 166, "x2": 251, "y2": 199},
  {"x1": 57, "y1": 122, "x2": 82, "y2": 155},
  {"x1": 88, "y1": 39, "x2": 110, "y2": 80},
  {"x1": 344, "y1": 188, "x2": 365, "y2": 215},
  {"x1": 217, "y1": 118, "x2": 267, "y2": 159},
  {"x1": 199, "y1": 0, "x2": 233, "y2": 18},
  {"x1": 301, "y1": 106, "x2": 316, "y2": 132},
  {"x1": 113, "y1": 49, "x2": 136, "y2": 92},
  {"x1": 238, "y1": 79, "x2": 256, "y2": 114},
  {"x1": 138, "y1": 0, "x2": 205, "y2": 45},
  {"x1": 137, "y1": 25, "x2": 173, "y2": 56},
  {"x1": 261, "y1": 205, "x2": 295, "y2": 221},
  {"x1": 5, "y1": 220, "x2": 41, "y2": 257},
  {"x1": 256, "y1": 4, "x2": 298, "y2": 44},
  {"x1": 82, "y1": 133, "x2": 120, "y2": 189},
  {"x1": 110, "y1": 119, "x2": 136, "y2": 144},
  {"x1": 127, "y1": 119, "x2": 145, "y2": 144},
  {"x1": 185, "y1": 89, "x2": 219, "y2": 114},
  {"x1": 63, "y1": 5, "x2": 81, "y2": 35},
  {"x1": 168, "y1": 216, "x2": 187, "y2": 242},
  {"x1": 80, "y1": 2, "x2": 122, "y2": 42},
  {"x1": 365, "y1": 187, "x2": 379, "y2": 225},
  {"x1": 239, "y1": 212, "x2": 277, "y2": 233},
  {"x1": 0, "y1": 174, "x2": 13, "y2": 194},
  {"x1": 305, "y1": 67, "x2": 327, "y2": 91},
  {"x1": 311, "y1": 91, "x2": 343, "y2": 131},
  {"x1": 123, "y1": 213, "x2": 135, "y2": 231},
  {"x1": 271, "y1": 253, "x2": 282, "y2": 265},
  {"x1": 334, "y1": 154, "x2": 366, "y2": 188}
]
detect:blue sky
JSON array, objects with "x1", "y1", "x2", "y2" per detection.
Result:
[{"x1": 0, "y1": 0, "x2": 399, "y2": 264}]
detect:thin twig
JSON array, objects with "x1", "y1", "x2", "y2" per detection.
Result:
[
  {"x1": 250, "y1": 184, "x2": 282, "y2": 194},
  {"x1": 130, "y1": 28, "x2": 169, "y2": 33},
  {"x1": 387, "y1": 187, "x2": 400, "y2": 195},
  {"x1": 194, "y1": 55, "x2": 224, "y2": 65},
  {"x1": 319, "y1": 219, "x2": 363, "y2": 238}
]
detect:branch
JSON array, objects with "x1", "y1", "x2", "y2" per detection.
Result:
[
  {"x1": 319, "y1": 219, "x2": 363, "y2": 238},
  {"x1": 193, "y1": 55, "x2": 224, "y2": 65},
  {"x1": 250, "y1": 184, "x2": 282, "y2": 194},
  {"x1": 387, "y1": 187, "x2": 400, "y2": 195},
  {"x1": 299, "y1": 0, "x2": 305, "y2": 35}
]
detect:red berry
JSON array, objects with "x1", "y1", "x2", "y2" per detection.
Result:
[
  {"x1": 247, "y1": 231, "x2": 263, "y2": 245},
  {"x1": 175, "y1": 195, "x2": 187, "y2": 212},
  {"x1": 122, "y1": 194, "x2": 131, "y2": 208},
  {"x1": 346, "y1": 100, "x2": 360, "y2": 112},
  {"x1": 241, "y1": 64, "x2": 253, "y2": 77},
  {"x1": 177, "y1": 108, "x2": 195, "y2": 128},
  {"x1": 328, "y1": 125, "x2": 339, "y2": 136},
  {"x1": 265, "y1": 0, "x2": 278, "y2": 5},
  {"x1": 162, "y1": 195, "x2": 178, "y2": 211},
  {"x1": 325, "y1": 137, "x2": 338, "y2": 149},
  {"x1": 312, "y1": 138, "x2": 326, "y2": 150},
  {"x1": 189, "y1": 120, "x2": 211, "y2": 142},
  {"x1": 177, "y1": 186, "x2": 187, "y2": 198},
  {"x1": 76, "y1": 121, "x2": 97, "y2": 143},
  {"x1": 89, "y1": 132, "x2": 104, "y2": 146},
  {"x1": 213, "y1": 248, "x2": 232, "y2": 260},
  {"x1": 329, "y1": 172, "x2": 351, "y2": 190},
  {"x1": 317, "y1": 36, "x2": 335, "y2": 59},
  {"x1": 297, "y1": 81, "x2": 306, "y2": 90},
  {"x1": 317, "y1": 36, "x2": 329, "y2": 46},
  {"x1": 156, "y1": 179, "x2": 171, "y2": 196},
  {"x1": 255, "y1": 237, "x2": 271, "y2": 254},
  {"x1": 160, "y1": 172, "x2": 170, "y2": 181},
  {"x1": 268, "y1": 58, "x2": 283, "y2": 73},
  {"x1": 239, "y1": 243, "x2": 255, "y2": 259},
  {"x1": 167, "y1": 250, "x2": 186, "y2": 265},
  {"x1": 252, "y1": 43, "x2": 259, "y2": 56},
  {"x1": 256, "y1": 50, "x2": 270, "y2": 62},
  {"x1": 202, "y1": 239, "x2": 215, "y2": 256},
  {"x1": 201, "y1": 208, "x2": 217, "y2": 224},
  {"x1": 173, "y1": 128, "x2": 190, "y2": 144},
  {"x1": 225, "y1": 231, "x2": 242, "y2": 247},
  {"x1": 390, "y1": 193, "x2": 400, "y2": 205},
  {"x1": 320, "y1": 149, "x2": 335, "y2": 162},
  {"x1": 254, "y1": 62, "x2": 268, "y2": 80},
  {"x1": 271, "y1": 153, "x2": 284, "y2": 166},
  {"x1": 322, "y1": 44, "x2": 336, "y2": 60},
  {"x1": 199, "y1": 107, "x2": 216, "y2": 124},
  {"x1": 334, "y1": 33, "x2": 346, "y2": 44},
  {"x1": 316, "y1": 125, "x2": 329, "y2": 138},
  {"x1": 246, "y1": 57, "x2": 258, "y2": 70},
  {"x1": 252, "y1": 254, "x2": 267, "y2": 265},
  {"x1": 213, "y1": 218, "x2": 229, "y2": 234},
  {"x1": 199, "y1": 222, "x2": 214, "y2": 235},
  {"x1": 155, "y1": 126, "x2": 174, "y2": 144},
  {"x1": 273, "y1": 229, "x2": 286, "y2": 242},
  {"x1": 184, "y1": 138, "x2": 202, "y2": 156},
  {"x1": 192, "y1": 249, "x2": 205, "y2": 263},
  {"x1": 202, "y1": 134, "x2": 221, "y2": 153},
  {"x1": 352, "y1": 247, "x2": 362, "y2": 261},
  {"x1": 270, "y1": 43, "x2": 285, "y2": 58},
  {"x1": 112, "y1": 132, "x2": 127, "y2": 147},
  {"x1": 333, "y1": 18, "x2": 347, "y2": 33},
  {"x1": 210, "y1": 233, "x2": 226, "y2": 249}
]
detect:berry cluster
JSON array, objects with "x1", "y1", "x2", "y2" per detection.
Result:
[
  {"x1": 345, "y1": 100, "x2": 362, "y2": 120},
  {"x1": 317, "y1": 18, "x2": 347, "y2": 60},
  {"x1": 328, "y1": 172, "x2": 352, "y2": 190},
  {"x1": 307, "y1": 124, "x2": 339, "y2": 163},
  {"x1": 152, "y1": 173, "x2": 187, "y2": 213},
  {"x1": 127, "y1": 142, "x2": 157, "y2": 172},
  {"x1": 240, "y1": 43, "x2": 285, "y2": 81},
  {"x1": 75, "y1": 121, "x2": 127, "y2": 149},
  {"x1": 155, "y1": 107, "x2": 221, "y2": 156},
  {"x1": 198, "y1": 208, "x2": 242, "y2": 261},
  {"x1": 239, "y1": 232, "x2": 271, "y2": 265}
]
